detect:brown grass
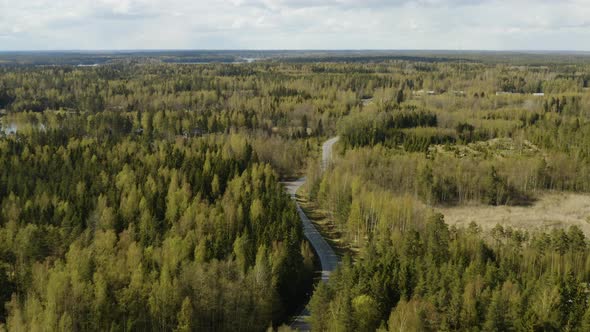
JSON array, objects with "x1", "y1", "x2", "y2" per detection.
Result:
[{"x1": 438, "y1": 192, "x2": 590, "y2": 235}]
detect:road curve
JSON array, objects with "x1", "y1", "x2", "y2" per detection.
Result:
[
  {"x1": 284, "y1": 137, "x2": 340, "y2": 331},
  {"x1": 321, "y1": 137, "x2": 340, "y2": 173}
]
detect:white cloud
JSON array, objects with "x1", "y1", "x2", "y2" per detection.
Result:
[{"x1": 0, "y1": 0, "x2": 588, "y2": 50}]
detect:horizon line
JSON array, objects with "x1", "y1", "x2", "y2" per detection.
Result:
[{"x1": 1, "y1": 49, "x2": 590, "y2": 54}]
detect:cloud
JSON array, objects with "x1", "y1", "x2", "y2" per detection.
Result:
[
  {"x1": 230, "y1": 0, "x2": 491, "y2": 10},
  {"x1": 0, "y1": 0, "x2": 588, "y2": 50}
]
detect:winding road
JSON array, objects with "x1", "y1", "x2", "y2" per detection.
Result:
[{"x1": 284, "y1": 137, "x2": 340, "y2": 331}]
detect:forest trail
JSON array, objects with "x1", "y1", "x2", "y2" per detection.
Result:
[{"x1": 284, "y1": 137, "x2": 340, "y2": 331}]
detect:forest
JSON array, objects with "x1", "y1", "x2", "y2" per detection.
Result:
[{"x1": 1, "y1": 54, "x2": 590, "y2": 331}]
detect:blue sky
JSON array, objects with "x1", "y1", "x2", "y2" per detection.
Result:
[{"x1": 1, "y1": 0, "x2": 589, "y2": 50}]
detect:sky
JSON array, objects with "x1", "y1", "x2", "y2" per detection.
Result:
[{"x1": 1, "y1": 0, "x2": 590, "y2": 51}]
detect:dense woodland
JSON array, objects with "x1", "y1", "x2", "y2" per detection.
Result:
[
  {"x1": 0, "y1": 131, "x2": 318, "y2": 331},
  {"x1": 1, "y1": 56, "x2": 590, "y2": 331},
  {"x1": 300, "y1": 59, "x2": 590, "y2": 330},
  {"x1": 309, "y1": 212, "x2": 590, "y2": 331}
]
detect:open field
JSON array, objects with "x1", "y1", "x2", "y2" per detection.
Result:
[{"x1": 438, "y1": 192, "x2": 590, "y2": 235}]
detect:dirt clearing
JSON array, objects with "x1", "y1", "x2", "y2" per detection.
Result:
[{"x1": 438, "y1": 192, "x2": 590, "y2": 235}]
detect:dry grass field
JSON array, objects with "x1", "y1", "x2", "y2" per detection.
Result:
[{"x1": 438, "y1": 192, "x2": 590, "y2": 235}]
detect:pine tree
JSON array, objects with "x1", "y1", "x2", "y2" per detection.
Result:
[
  {"x1": 175, "y1": 297, "x2": 193, "y2": 332},
  {"x1": 484, "y1": 290, "x2": 509, "y2": 332},
  {"x1": 352, "y1": 294, "x2": 380, "y2": 332},
  {"x1": 309, "y1": 282, "x2": 331, "y2": 331}
]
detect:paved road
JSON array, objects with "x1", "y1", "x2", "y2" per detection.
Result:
[
  {"x1": 284, "y1": 137, "x2": 340, "y2": 331},
  {"x1": 321, "y1": 137, "x2": 340, "y2": 172}
]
